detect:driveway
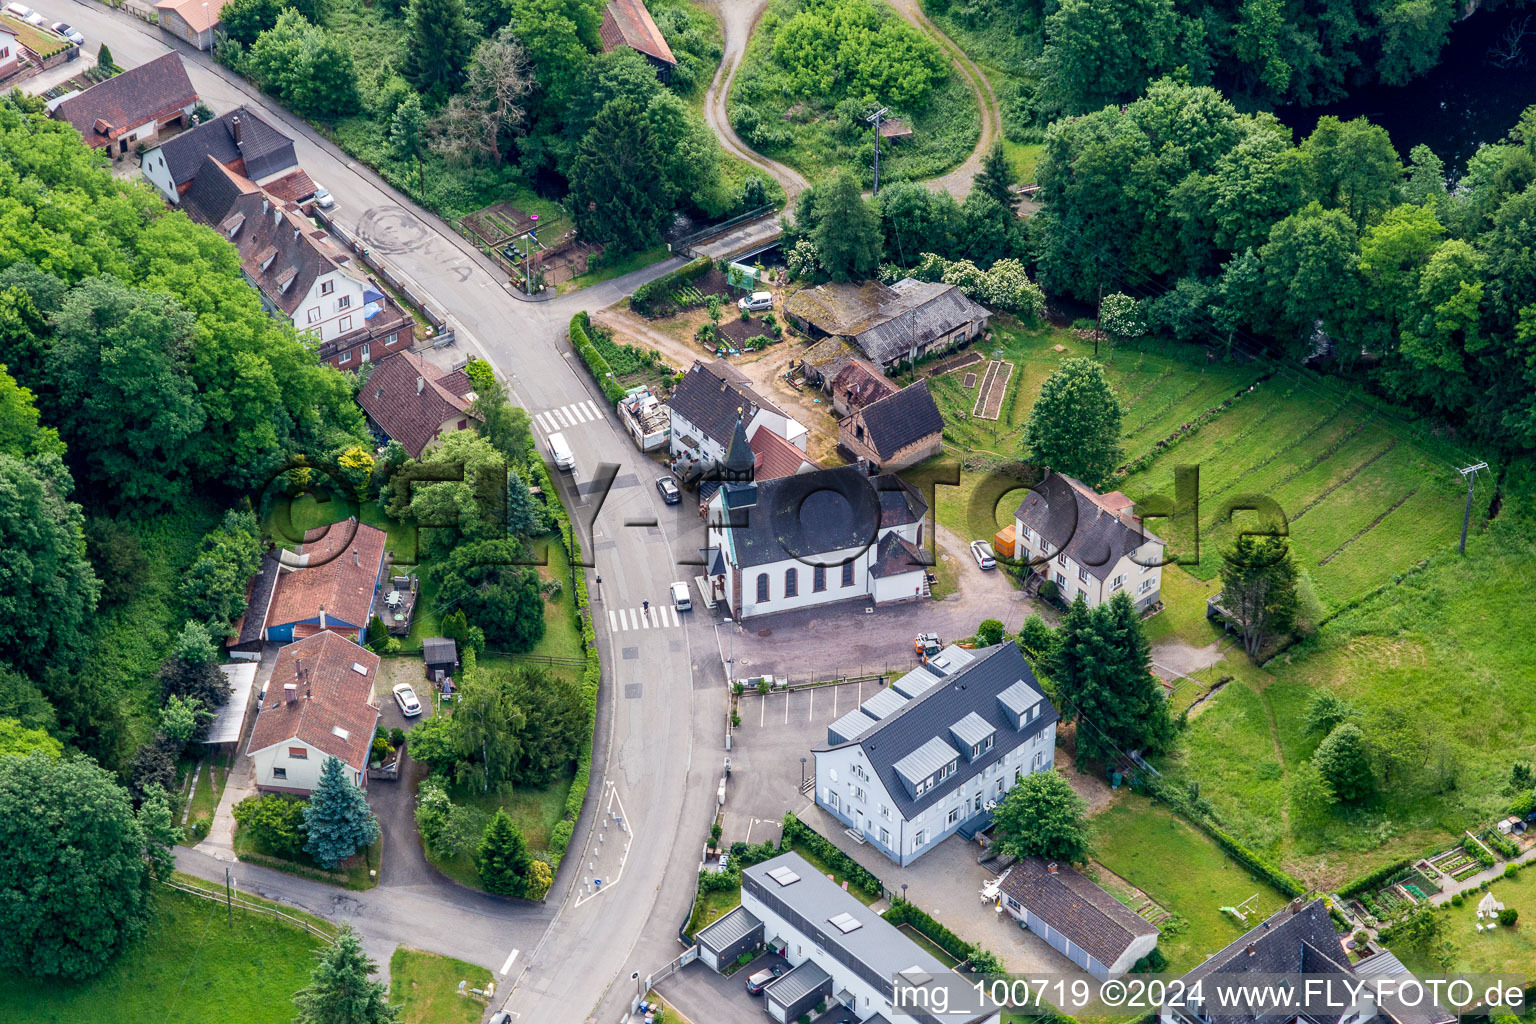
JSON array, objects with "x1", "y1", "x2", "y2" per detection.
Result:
[
  {"x1": 656, "y1": 952, "x2": 789, "y2": 1024},
  {"x1": 369, "y1": 659, "x2": 437, "y2": 891}
]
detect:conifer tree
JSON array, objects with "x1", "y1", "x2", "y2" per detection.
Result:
[
  {"x1": 293, "y1": 926, "x2": 400, "y2": 1024},
  {"x1": 303, "y1": 756, "x2": 380, "y2": 869},
  {"x1": 476, "y1": 809, "x2": 530, "y2": 896}
]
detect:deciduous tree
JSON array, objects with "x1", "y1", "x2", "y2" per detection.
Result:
[
  {"x1": 1023, "y1": 358, "x2": 1122, "y2": 487},
  {"x1": 993, "y1": 770, "x2": 1090, "y2": 864},
  {"x1": 429, "y1": 540, "x2": 545, "y2": 650}
]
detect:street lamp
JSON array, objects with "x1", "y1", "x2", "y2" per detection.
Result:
[
  {"x1": 800, "y1": 756, "x2": 807, "y2": 786},
  {"x1": 523, "y1": 214, "x2": 539, "y2": 294},
  {"x1": 901, "y1": 882, "x2": 908, "y2": 904}
]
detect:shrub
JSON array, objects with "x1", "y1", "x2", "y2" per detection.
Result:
[
  {"x1": 1131, "y1": 947, "x2": 1168, "y2": 973},
  {"x1": 1507, "y1": 864, "x2": 1520, "y2": 879},
  {"x1": 1038, "y1": 579, "x2": 1059, "y2": 602},
  {"x1": 975, "y1": 618, "x2": 1005, "y2": 646},
  {"x1": 710, "y1": 822, "x2": 723, "y2": 846},
  {"x1": 233, "y1": 794, "x2": 307, "y2": 858},
  {"x1": 781, "y1": 813, "x2": 883, "y2": 899},
  {"x1": 569, "y1": 312, "x2": 626, "y2": 405},
  {"x1": 389, "y1": 727, "x2": 406, "y2": 749},
  {"x1": 1340, "y1": 857, "x2": 1415, "y2": 898},
  {"x1": 757, "y1": 679, "x2": 770, "y2": 694},
  {"x1": 1500, "y1": 908, "x2": 1518, "y2": 926},
  {"x1": 1452, "y1": 893, "x2": 1464, "y2": 907},
  {"x1": 191, "y1": 815, "x2": 211, "y2": 840},
  {"x1": 629, "y1": 258, "x2": 710, "y2": 317}
]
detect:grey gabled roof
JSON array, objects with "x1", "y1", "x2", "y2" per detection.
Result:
[
  {"x1": 890, "y1": 665, "x2": 941, "y2": 699},
  {"x1": 816, "y1": 642, "x2": 1058, "y2": 820},
  {"x1": 853, "y1": 379, "x2": 943, "y2": 459},
  {"x1": 719, "y1": 465, "x2": 928, "y2": 570},
  {"x1": 155, "y1": 106, "x2": 295, "y2": 188},
  {"x1": 696, "y1": 904, "x2": 762, "y2": 952},
  {"x1": 892, "y1": 735, "x2": 960, "y2": 788},
  {"x1": 949, "y1": 711, "x2": 994, "y2": 748},
  {"x1": 670, "y1": 359, "x2": 786, "y2": 448},
  {"x1": 1353, "y1": 950, "x2": 1456, "y2": 1024},
  {"x1": 998, "y1": 679, "x2": 1044, "y2": 717},
  {"x1": 998, "y1": 859, "x2": 1158, "y2": 969},
  {"x1": 857, "y1": 280, "x2": 989, "y2": 365},
  {"x1": 1182, "y1": 899, "x2": 1351, "y2": 1024},
  {"x1": 828, "y1": 707, "x2": 877, "y2": 745},
  {"x1": 860, "y1": 687, "x2": 909, "y2": 720},
  {"x1": 1015, "y1": 472, "x2": 1162, "y2": 582},
  {"x1": 422, "y1": 637, "x2": 457, "y2": 666}
]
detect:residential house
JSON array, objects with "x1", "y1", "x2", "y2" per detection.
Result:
[
  {"x1": 838, "y1": 379, "x2": 944, "y2": 471},
  {"x1": 997, "y1": 858, "x2": 1159, "y2": 978},
  {"x1": 142, "y1": 106, "x2": 308, "y2": 204},
  {"x1": 0, "y1": 28, "x2": 18, "y2": 79},
  {"x1": 824, "y1": 356, "x2": 898, "y2": 416},
  {"x1": 357, "y1": 350, "x2": 480, "y2": 459},
  {"x1": 1162, "y1": 898, "x2": 1453, "y2": 1024},
  {"x1": 696, "y1": 852, "x2": 1001, "y2": 1024},
  {"x1": 1014, "y1": 472, "x2": 1164, "y2": 611},
  {"x1": 182, "y1": 156, "x2": 414, "y2": 367},
  {"x1": 599, "y1": 0, "x2": 676, "y2": 81},
  {"x1": 748, "y1": 424, "x2": 818, "y2": 480},
  {"x1": 669, "y1": 359, "x2": 807, "y2": 473},
  {"x1": 51, "y1": 52, "x2": 197, "y2": 154},
  {"x1": 262, "y1": 520, "x2": 388, "y2": 644},
  {"x1": 703, "y1": 461, "x2": 930, "y2": 618},
  {"x1": 783, "y1": 278, "x2": 990, "y2": 372},
  {"x1": 154, "y1": 0, "x2": 231, "y2": 49},
  {"x1": 814, "y1": 641, "x2": 1059, "y2": 866},
  {"x1": 244, "y1": 630, "x2": 381, "y2": 795}
]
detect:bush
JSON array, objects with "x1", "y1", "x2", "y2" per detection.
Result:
[
  {"x1": 1506, "y1": 864, "x2": 1520, "y2": 879},
  {"x1": 1131, "y1": 947, "x2": 1168, "y2": 973},
  {"x1": 1500, "y1": 908, "x2": 1518, "y2": 926},
  {"x1": 569, "y1": 312, "x2": 626, "y2": 405},
  {"x1": 781, "y1": 813, "x2": 883, "y2": 899},
  {"x1": 191, "y1": 815, "x2": 211, "y2": 840},
  {"x1": 389, "y1": 727, "x2": 406, "y2": 749},
  {"x1": 697, "y1": 868, "x2": 740, "y2": 894},
  {"x1": 233, "y1": 794, "x2": 307, "y2": 858},
  {"x1": 1038, "y1": 579, "x2": 1059, "y2": 602},
  {"x1": 975, "y1": 618, "x2": 1005, "y2": 646},
  {"x1": 629, "y1": 258, "x2": 710, "y2": 317},
  {"x1": 1452, "y1": 893, "x2": 1464, "y2": 907},
  {"x1": 1340, "y1": 857, "x2": 1415, "y2": 898}
]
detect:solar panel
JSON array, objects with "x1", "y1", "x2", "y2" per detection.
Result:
[
  {"x1": 767, "y1": 866, "x2": 800, "y2": 886},
  {"x1": 827, "y1": 912, "x2": 862, "y2": 934}
]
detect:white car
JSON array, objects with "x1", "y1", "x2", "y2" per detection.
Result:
[
  {"x1": 51, "y1": 22, "x2": 84, "y2": 44},
  {"x1": 311, "y1": 186, "x2": 334, "y2": 208},
  {"x1": 737, "y1": 291, "x2": 772, "y2": 313},
  {"x1": 392, "y1": 683, "x2": 422, "y2": 717},
  {"x1": 22, "y1": 10, "x2": 42, "y2": 25},
  {"x1": 970, "y1": 539, "x2": 997, "y2": 570},
  {"x1": 671, "y1": 580, "x2": 692, "y2": 612},
  {"x1": 2, "y1": 3, "x2": 30, "y2": 17}
]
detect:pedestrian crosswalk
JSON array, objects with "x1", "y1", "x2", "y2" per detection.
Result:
[
  {"x1": 607, "y1": 605, "x2": 681, "y2": 631},
  {"x1": 535, "y1": 400, "x2": 603, "y2": 432}
]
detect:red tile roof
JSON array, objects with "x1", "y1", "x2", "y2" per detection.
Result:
[
  {"x1": 748, "y1": 426, "x2": 813, "y2": 480},
  {"x1": 600, "y1": 0, "x2": 676, "y2": 64},
  {"x1": 261, "y1": 168, "x2": 317, "y2": 203},
  {"x1": 53, "y1": 53, "x2": 197, "y2": 147},
  {"x1": 266, "y1": 520, "x2": 387, "y2": 631},
  {"x1": 245, "y1": 630, "x2": 380, "y2": 771},
  {"x1": 357, "y1": 350, "x2": 481, "y2": 459}
]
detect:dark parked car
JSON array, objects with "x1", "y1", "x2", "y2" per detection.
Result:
[
  {"x1": 745, "y1": 965, "x2": 785, "y2": 994},
  {"x1": 656, "y1": 476, "x2": 681, "y2": 504}
]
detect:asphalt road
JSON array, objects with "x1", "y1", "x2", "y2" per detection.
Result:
[{"x1": 34, "y1": 5, "x2": 730, "y2": 1018}]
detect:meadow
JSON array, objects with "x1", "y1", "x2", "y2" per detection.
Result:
[{"x1": 729, "y1": 0, "x2": 982, "y2": 184}]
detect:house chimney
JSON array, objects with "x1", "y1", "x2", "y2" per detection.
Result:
[
  {"x1": 353, "y1": 549, "x2": 359, "y2": 566},
  {"x1": 1290, "y1": 898, "x2": 1304, "y2": 915},
  {"x1": 1246, "y1": 943, "x2": 1257, "y2": 956},
  {"x1": 231, "y1": 115, "x2": 242, "y2": 146},
  {"x1": 319, "y1": 605, "x2": 327, "y2": 630},
  {"x1": 283, "y1": 683, "x2": 298, "y2": 704},
  {"x1": 1047, "y1": 862, "x2": 1058, "y2": 875},
  {"x1": 417, "y1": 376, "x2": 425, "y2": 395}
]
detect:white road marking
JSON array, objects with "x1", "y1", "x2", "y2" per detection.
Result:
[
  {"x1": 808, "y1": 686, "x2": 813, "y2": 721},
  {"x1": 608, "y1": 609, "x2": 619, "y2": 632},
  {"x1": 499, "y1": 948, "x2": 520, "y2": 975},
  {"x1": 667, "y1": 604, "x2": 679, "y2": 627}
]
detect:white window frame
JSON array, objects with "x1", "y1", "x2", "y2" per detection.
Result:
[
  {"x1": 946, "y1": 807, "x2": 960, "y2": 825},
  {"x1": 320, "y1": 280, "x2": 334, "y2": 295},
  {"x1": 338, "y1": 350, "x2": 352, "y2": 364},
  {"x1": 1112, "y1": 574, "x2": 1125, "y2": 590},
  {"x1": 1078, "y1": 566, "x2": 1089, "y2": 583},
  {"x1": 307, "y1": 307, "x2": 320, "y2": 324},
  {"x1": 879, "y1": 826, "x2": 890, "y2": 845},
  {"x1": 337, "y1": 294, "x2": 352, "y2": 311},
  {"x1": 1055, "y1": 572, "x2": 1066, "y2": 587},
  {"x1": 1139, "y1": 578, "x2": 1154, "y2": 594}
]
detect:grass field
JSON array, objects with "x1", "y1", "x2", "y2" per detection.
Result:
[
  {"x1": 0, "y1": 886, "x2": 321, "y2": 1023},
  {"x1": 390, "y1": 948, "x2": 492, "y2": 1024},
  {"x1": 925, "y1": 320, "x2": 1470, "y2": 615},
  {"x1": 686, "y1": 885, "x2": 744, "y2": 937},
  {"x1": 1392, "y1": 865, "x2": 1536, "y2": 976},
  {"x1": 729, "y1": 0, "x2": 981, "y2": 184},
  {"x1": 557, "y1": 244, "x2": 671, "y2": 295},
  {"x1": 1090, "y1": 799, "x2": 1287, "y2": 971}
]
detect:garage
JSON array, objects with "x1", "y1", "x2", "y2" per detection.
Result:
[
  {"x1": 764, "y1": 960, "x2": 832, "y2": 1023},
  {"x1": 695, "y1": 905, "x2": 764, "y2": 973}
]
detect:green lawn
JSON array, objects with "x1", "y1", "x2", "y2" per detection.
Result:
[
  {"x1": 0, "y1": 886, "x2": 322, "y2": 1023},
  {"x1": 1393, "y1": 865, "x2": 1536, "y2": 976},
  {"x1": 1090, "y1": 799, "x2": 1287, "y2": 972},
  {"x1": 899, "y1": 922, "x2": 961, "y2": 966},
  {"x1": 179, "y1": 748, "x2": 232, "y2": 845},
  {"x1": 557, "y1": 244, "x2": 671, "y2": 295},
  {"x1": 686, "y1": 886, "x2": 745, "y2": 938},
  {"x1": 783, "y1": 836, "x2": 882, "y2": 905},
  {"x1": 729, "y1": 0, "x2": 981, "y2": 184},
  {"x1": 390, "y1": 948, "x2": 492, "y2": 1024}
]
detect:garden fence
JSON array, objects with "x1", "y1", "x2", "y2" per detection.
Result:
[{"x1": 162, "y1": 878, "x2": 337, "y2": 944}]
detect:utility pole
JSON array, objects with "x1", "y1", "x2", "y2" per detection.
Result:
[
  {"x1": 225, "y1": 864, "x2": 234, "y2": 930},
  {"x1": 867, "y1": 107, "x2": 890, "y2": 195},
  {"x1": 524, "y1": 214, "x2": 539, "y2": 295},
  {"x1": 1458, "y1": 462, "x2": 1488, "y2": 554}
]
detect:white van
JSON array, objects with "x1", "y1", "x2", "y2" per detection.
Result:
[
  {"x1": 670, "y1": 581, "x2": 692, "y2": 612},
  {"x1": 546, "y1": 430, "x2": 575, "y2": 471},
  {"x1": 737, "y1": 291, "x2": 772, "y2": 313}
]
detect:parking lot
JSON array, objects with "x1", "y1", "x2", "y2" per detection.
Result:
[
  {"x1": 655, "y1": 951, "x2": 797, "y2": 1024},
  {"x1": 721, "y1": 679, "x2": 880, "y2": 851}
]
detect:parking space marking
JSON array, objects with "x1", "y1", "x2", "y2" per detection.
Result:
[
  {"x1": 500, "y1": 948, "x2": 520, "y2": 975},
  {"x1": 807, "y1": 686, "x2": 813, "y2": 722}
]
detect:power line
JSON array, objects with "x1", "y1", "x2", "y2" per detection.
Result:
[
  {"x1": 867, "y1": 107, "x2": 890, "y2": 196},
  {"x1": 1458, "y1": 462, "x2": 1488, "y2": 555}
]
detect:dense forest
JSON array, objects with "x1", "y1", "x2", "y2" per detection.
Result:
[
  {"x1": 927, "y1": 0, "x2": 1532, "y2": 115},
  {"x1": 214, "y1": 0, "x2": 774, "y2": 246}
]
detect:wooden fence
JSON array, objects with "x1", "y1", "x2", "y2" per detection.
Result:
[{"x1": 162, "y1": 877, "x2": 337, "y2": 944}]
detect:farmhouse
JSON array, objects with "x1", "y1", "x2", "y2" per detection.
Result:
[
  {"x1": 669, "y1": 359, "x2": 807, "y2": 473},
  {"x1": 51, "y1": 53, "x2": 197, "y2": 154},
  {"x1": 693, "y1": 851, "x2": 1000, "y2": 1023},
  {"x1": 182, "y1": 157, "x2": 414, "y2": 368},
  {"x1": 141, "y1": 107, "x2": 307, "y2": 204},
  {"x1": 262, "y1": 520, "x2": 388, "y2": 644},
  {"x1": 814, "y1": 641, "x2": 1058, "y2": 866},
  {"x1": 154, "y1": 0, "x2": 231, "y2": 49},
  {"x1": 1162, "y1": 898, "x2": 1453, "y2": 1024},
  {"x1": 703, "y1": 462, "x2": 930, "y2": 619},
  {"x1": 357, "y1": 350, "x2": 480, "y2": 459},
  {"x1": 996, "y1": 858, "x2": 1158, "y2": 978},
  {"x1": 245, "y1": 630, "x2": 380, "y2": 795},
  {"x1": 599, "y1": 0, "x2": 677, "y2": 80},
  {"x1": 783, "y1": 278, "x2": 989, "y2": 372},
  {"x1": 824, "y1": 355, "x2": 898, "y2": 416},
  {"x1": 1014, "y1": 473, "x2": 1164, "y2": 611},
  {"x1": 837, "y1": 379, "x2": 944, "y2": 471}
]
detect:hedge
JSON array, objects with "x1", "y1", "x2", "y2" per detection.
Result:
[
  {"x1": 780, "y1": 813, "x2": 883, "y2": 900},
  {"x1": 524, "y1": 437, "x2": 601, "y2": 872},
  {"x1": 1339, "y1": 856, "x2": 1415, "y2": 898},
  {"x1": 628, "y1": 257, "x2": 710, "y2": 317},
  {"x1": 569, "y1": 311, "x2": 626, "y2": 406},
  {"x1": 885, "y1": 899, "x2": 984, "y2": 965}
]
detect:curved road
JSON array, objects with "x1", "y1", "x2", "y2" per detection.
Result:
[
  {"x1": 39, "y1": 3, "x2": 728, "y2": 1021},
  {"x1": 701, "y1": 0, "x2": 1003, "y2": 201}
]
